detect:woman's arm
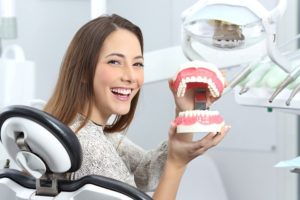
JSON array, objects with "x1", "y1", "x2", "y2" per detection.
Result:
[
  {"x1": 153, "y1": 122, "x2": 230, "y2": 200},
  {"x1": 152, "y1": 159, "x2": 185, "y2": 200},
  {"x1": 107, "y1": 133, "x2": 168, "y2": 191}
]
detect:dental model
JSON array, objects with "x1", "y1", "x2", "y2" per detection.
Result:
[{"x1": 172, "y1": 60, "x2": 225, "y2": 133}]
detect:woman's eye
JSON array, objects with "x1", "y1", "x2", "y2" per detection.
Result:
[
  {"x1": 134, "y1": 62, "x2": 144, "y2": 68},
  {"x1": 108, "y1": 60, "x2": 120, "y2": 65}
]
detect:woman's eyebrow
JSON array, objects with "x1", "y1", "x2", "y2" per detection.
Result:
[
  {"x1": 105, "y1": 53, "x2": 125, "y2": 58},
  {"x1": 106, "y1": 53, "x2": 144, "y2": 60},
  {"x1": 134, "y1": 55, "x2": 144, "y2": 60}
]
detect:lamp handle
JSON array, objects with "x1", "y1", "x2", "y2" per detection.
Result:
[{"x1": 269, "y1": 0, "x2": 287, "y2": 22}]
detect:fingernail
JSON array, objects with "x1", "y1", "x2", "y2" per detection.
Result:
[{"x1": 225, "y1": 125, "x2": 231, "y2": 131}]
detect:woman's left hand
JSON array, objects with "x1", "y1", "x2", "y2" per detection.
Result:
[
  {"x1": 167, "y1": 122, "x2": 230, "y2": 170},
  {"x1": 168, "y1": 80, "x2": 221, "y2": 114}
]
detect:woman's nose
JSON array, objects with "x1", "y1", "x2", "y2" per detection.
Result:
[{"x1": 121, "y1": 66, "x2": 136, "y2": 83}]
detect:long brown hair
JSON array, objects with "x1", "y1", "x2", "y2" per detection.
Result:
[{"x1": 44, "y1": 14, "x2": 144, "y2": 133}]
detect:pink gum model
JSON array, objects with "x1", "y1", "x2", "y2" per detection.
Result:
[{"x1": 173, "y1": 60, "x2": 225, "y2": 133}]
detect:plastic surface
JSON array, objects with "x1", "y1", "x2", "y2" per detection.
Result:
[{"x1": 0, "y1": 105, "x2": 82, "y2": 173}]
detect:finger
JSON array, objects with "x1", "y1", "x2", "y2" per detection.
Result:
[
  {"x1": 221, "y1": 71, "x2": 229, "y2": 88},
  {"x1": 212, "y1": 125, "x2": 231, "y2": 146},
  {"x1": 189, "y1": 133, "x2": 215, "y2": 151},
  {"x1": 176, "y1": 132, "x2": 194, "y2": 142},
  {"x1": 200, "y1": 132, "x2": 216, "y2": 142},
  {"x1": 189, "y1": 126, "x2": 231, "y2": 158},
  {"x1": 168, "y1": 79, "x2": 174, "y2": 91},
  {"x1": 168, "y1": 121, "x2": 177, "y2": 138},
  {"x1": 191, "y1": 146, "x2": 208, "y2": 158},
  {"x1": 191, "y1": 132, "x2": 219, "y2": 152},
  {"x1": 189, "y1": 139, "x2": 210, "y2": 157}
]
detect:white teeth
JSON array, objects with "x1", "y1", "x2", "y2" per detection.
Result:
[
  {"x1": 176, "y1": 61, "x2": 225, "y2": 86},
  {"x1": 197, "y1": 76, "x2": 202, "y2": 82},
  {"x1": 111, "y1": 88, "x2": 131, "y2": 95},
  {"x1": 186, "y1": 77, "x2": 191, "y2": 83},
  {"x1": 191, "y1": 76, "x2": 196, "y2": 82},
  {"x1": 176, "y1": 75, "x2": 220, "y2": 98},
  {"x1": 179, "y1": 110, "x2": 219, "y2": 117}
]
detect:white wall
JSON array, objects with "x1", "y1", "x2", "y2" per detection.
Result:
[
  {"x1": 2, "y1": 0, "x2": 90, "y2": 101},
  {"x1": 0, "y1": 0, "x2": 90, "y2": 166}
]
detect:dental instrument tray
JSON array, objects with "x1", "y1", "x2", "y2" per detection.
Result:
[{"x1": 234, "y1": 47, "x2": 300, "y2": 113}]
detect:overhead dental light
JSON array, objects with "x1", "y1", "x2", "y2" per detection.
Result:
[
  {"x1": 181, "y1": 0, "x2": 287, "y2": 67},
  {"x1": 181, "y1": 0, "x2": 300, "y2": 108}
]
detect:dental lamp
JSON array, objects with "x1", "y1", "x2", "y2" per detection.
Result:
[{"x1": 181, "y1": 0, "x2": 297, "y2": 104}]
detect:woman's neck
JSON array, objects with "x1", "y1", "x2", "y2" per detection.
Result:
[
  {"x1": 82, "y1": 104, "x2": 108, "y2": 126},
  {"x1": 89, "y1": 110, "x2": 108, "y2": 126}
]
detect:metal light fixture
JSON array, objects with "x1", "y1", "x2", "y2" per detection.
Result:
[{"x1": 181, "y1": 0, "x2": 295, "y2": 103}]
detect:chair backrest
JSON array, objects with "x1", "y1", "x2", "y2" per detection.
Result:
[
  {"x1": 176, "y1": 154, "x2": 228, "y2": 200},
  {"x1": 0, "y1": 105, "x2": 152, "y2": 200}
]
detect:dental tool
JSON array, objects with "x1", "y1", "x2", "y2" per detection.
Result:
[
  {"x1": 269, "y1": 65, "x2": 300, "y2": 103},
  {"x1": 225, "y1": 60, "x2": 262, "y2": 94},
  {"x1": 286, "y1": 82, "x2": 300, "y2": 106},
  {"x1": 239, "y1": 61, "x2": 272, "y2": 95}
]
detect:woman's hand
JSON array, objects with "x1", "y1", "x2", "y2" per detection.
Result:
[
  {"x1": 168, "y1": 79, "x2": 194, "y2": 114},
  {"x1": 168, "y1": 79, "x2": 224, "y2": 115},
  {"x1": 169, "y1": 70, "x2": 228, "y2": 114},
  {"x1": 167, "y1": 122, "x2": 230, "y2": 170}
]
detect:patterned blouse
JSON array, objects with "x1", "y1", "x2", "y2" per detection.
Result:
[{"x1": 69, "y1": 115, "x2": 168, "y2": 192}]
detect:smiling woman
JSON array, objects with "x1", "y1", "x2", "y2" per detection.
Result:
[
  {"x1": 93, "y1": 28, "x2": 144, "y2": 119},
  {"x1": 43, "y1": 14, "x2": 229, "y2": 200}
]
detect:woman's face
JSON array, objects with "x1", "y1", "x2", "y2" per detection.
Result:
[{"x1": 92, "y1": 28, "x2": 144, "y2": 122}]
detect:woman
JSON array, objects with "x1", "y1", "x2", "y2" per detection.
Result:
[{"x1": 44, "y1": 14, "x2": 230, "y2": 200}]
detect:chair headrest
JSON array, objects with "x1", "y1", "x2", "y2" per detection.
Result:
[{"x1": 0, "y1": 105, "x2": 82, "y2": 177}]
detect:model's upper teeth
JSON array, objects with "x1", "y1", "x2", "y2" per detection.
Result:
[
  {"x1": 177, "y1": 76, "x2": 220, "y2": 98},
  {"x1": 111, "y1": 88, "x2": 131, "y2": 95}
]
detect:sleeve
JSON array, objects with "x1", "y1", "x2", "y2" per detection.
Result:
[{"x1": 106, "y1": 133, "x2": 168, "y2": 192}]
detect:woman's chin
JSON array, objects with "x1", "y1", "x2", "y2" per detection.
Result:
[{"x1": 114, "y1": 107, "x2": 130, "y2": 116}]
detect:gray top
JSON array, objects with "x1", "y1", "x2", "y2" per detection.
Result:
[{"x1": 70, "y1": 115, "x2": 168, "y2": 192}]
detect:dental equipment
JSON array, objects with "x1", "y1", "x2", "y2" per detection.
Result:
[
  {"x1": 181, "y1": 0, "x2": 294, "y2": 102},
  {"x1": 172, "y1": 61, "x2": 225, "y2": 133},
  {"x1": 236, "y1": 40, "x2": 300, "y2": 96},
  {"x1": 234, "y1": 46, "x2": 300, "y2": 111},
  {"x1": 238, "y1": 60, "x2": 272, "y2": 95},
  {"x1": 0, "y1": 105, "x2": 151, "y2": 200},
  {"x1": 269, "y1": 66, "x2": 300, "y2": 103},
  {"x1": 286, "y1": 83, "x2": 300, "y2": 106},
  {"x1": 225, "y1": 60, "x2": 261, "y2": 93}
]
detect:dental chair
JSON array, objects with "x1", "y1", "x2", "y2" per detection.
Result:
[{"x1": 0, "y1": 105, "x2": 152, "y2": 200}]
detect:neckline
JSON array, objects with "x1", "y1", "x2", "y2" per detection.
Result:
[{"x1": 91, "y1": 120, "x2": 103, "y2": 127}]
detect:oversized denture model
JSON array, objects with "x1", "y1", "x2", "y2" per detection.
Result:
[{"x1": 173, "y1": 60, "x2": 225, "y2": 133}]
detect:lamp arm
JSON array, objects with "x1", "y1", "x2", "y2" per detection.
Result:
[
  {"x1": 263, "y1": 19, "x2": 290, "y2": 74},
  {"x1": 269, "y1": 0, "x2": 287, "y2": 22},
  {"x1": 181, "y1": 32, "x2": 204, "y2": 61}
]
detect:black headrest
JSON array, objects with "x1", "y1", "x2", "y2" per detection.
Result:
[{"x1": 0, "y1": 105, "x2": 82, "y2": 173}]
